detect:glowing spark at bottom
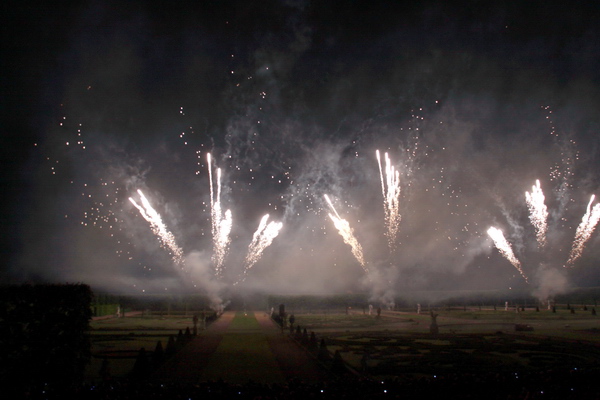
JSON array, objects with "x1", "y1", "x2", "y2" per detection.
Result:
[
  {"x1": 565, "y1": 195, "x2": 600, "y2": 267},
  {"x1": 129, "y1": 189, "x2": 184, "y2": 265},
  {"x1": 235, "y1": 214, "x2": 282, "y2": 285},
  {"x1": 325, "y1": 195, "x2": 368, "y2": 274},
  {"x1": 487, "y1": 227, "x2": 528, "y2": 283}
]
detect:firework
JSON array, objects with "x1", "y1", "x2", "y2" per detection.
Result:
[
  {"x1": 376, "y1": 150, "x2": 401, "y2": 251},
  {"x1": 324, "y1": 194, "x2": 368, "y2": 274},
  {"x1": 236, "y1": 214, "x2": 283, "y2": 284},
  {"x1": 207, "y1": 153, "x2": 232, "y2": 278},
  {"x1": 487, "y1": 227, "x2": 528, "y2": 282},
  {"x1": 525, "y1": 179, "x2": 548, "y2": 247},
  {"x1": 565, "y1": 195, "x2": 600, "y2": 267},
  {"x1": 129, "y1": 189, "x2": 184, "y2": 265}
]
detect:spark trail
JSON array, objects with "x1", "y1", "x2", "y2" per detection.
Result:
[
  {"x1": 207, "y1": 153, "x2": 232, "y2": 278},
  {"x1": 235, "y1": 214, "x2": 283, "y2": 284},
  {"x1": 525, "y1": 179, "x2": 549, "y2": 247},
  {"x1": 487, "y1": 227, "x2": 528, "y2": 282},
  {"x1": 376, "y1": 150, "x2": 401, "y2": 251},
  {"x1": 565, "y1": 195, "x2": 600, "y2": 267},
  {"x1": 129, "y1": 189, "x2": 184, "y2": 265},
  {"x1": 324, "y1": 194, "x2": 368, "y2": 274}
]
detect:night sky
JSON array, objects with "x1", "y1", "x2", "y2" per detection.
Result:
[{"x1": 2, "y1": 1, "x2": 600, "y2": 304}]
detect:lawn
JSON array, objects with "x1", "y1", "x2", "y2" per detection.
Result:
[
  {"x1": 199, "y1": 312, "x2": 284, "y2": 384},
  {"x1": 227, "y1": 311, "x2": 262, "y2": 330},
  {"x1": 293, "y1": 312, "x2": 411, "y2": 330}
]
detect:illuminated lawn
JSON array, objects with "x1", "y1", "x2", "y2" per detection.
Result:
[{"x1": 228, "y1": 311, "x2": 262, "y2": 329}]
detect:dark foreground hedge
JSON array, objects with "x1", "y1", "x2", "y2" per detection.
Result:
[{"x1": 0, "y1": 284, "x2": 92, "y2": 395}]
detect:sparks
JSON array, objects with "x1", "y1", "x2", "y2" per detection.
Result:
[
  {"x1": 325, "y1": 194, "x2": 368, "y2": 274},
  {"x1": 236, "y1": 214, "x2": 283, "y2": 284},
  {"x1": 207, "y1": 153, "x2": 232, "y2": 278},
  {"x1": 376, "y1": 150, "x2": 401, "y2": 251},
  {"x1": 487, "y1": 227, "x2": 528, "y2": 282},
  {"x1": 129, "y1": 190, "x2": 184, "y2": 265},
  {"x1": 565, "y1": 195, "x2": 600, "y2": 267},
  {"x1": 525, "y1": 179, "x2": 548, "y2": 247}
]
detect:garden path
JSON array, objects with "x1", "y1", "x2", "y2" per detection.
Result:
[{"x1": 153, "y1": 311, "x2": 325, "y2": 385}]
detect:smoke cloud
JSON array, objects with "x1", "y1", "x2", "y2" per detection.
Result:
[{"x1": 4, "y1": 2, "x2": 600, "y2": 306}]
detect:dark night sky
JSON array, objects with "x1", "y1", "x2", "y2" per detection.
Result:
[{"x1": 2, "y1": 1, "x2": 600, "y2": 304}]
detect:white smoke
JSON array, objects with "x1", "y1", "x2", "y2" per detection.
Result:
[
  {"x1": 532, "y1": 264, "x2": 571, "y2": 301},
  {"x1": 186, "y1": 250, "x2": 227, "y2": 311}
]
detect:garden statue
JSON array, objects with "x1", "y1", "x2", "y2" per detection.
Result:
[{"x1": 429, "y1": 310, "x2": 439, "y2": 335}]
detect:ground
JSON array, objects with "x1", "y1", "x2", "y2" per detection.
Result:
[
  {"x1": 85, "y1": 305, "x2": 600, "y2": 398},
  {"x1": 87, "y1": 310, "x2": 325, "y2": 384}
]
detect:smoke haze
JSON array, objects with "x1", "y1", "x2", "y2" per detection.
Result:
[{"x1": 2, "y1": 1, "x2": 600, "y2": 305}]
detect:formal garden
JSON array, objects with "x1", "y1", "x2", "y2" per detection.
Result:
[{"x1": 3, "y1": 285, "x2": 600, "y2": 398}]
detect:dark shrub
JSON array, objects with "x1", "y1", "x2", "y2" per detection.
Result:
[{"x1": 0, "y1": 284, "x2": 92, "y2": 394}]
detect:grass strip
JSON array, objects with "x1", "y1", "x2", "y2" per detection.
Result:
[{"x1": 200, "y1": 312, "x2": 284, "y2": 384}]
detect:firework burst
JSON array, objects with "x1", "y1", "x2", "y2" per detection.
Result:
[
  {"x1": 487, "y1": 227, "x2": 528, "y2": 282},
  {"x1": 235, "y1": 214, "x2": 283, "y2": 285},
  {"x1": 565, "y1": 195, "x2": 600, "y2": 267},
  {"x1": 525, "y1": 179, "x2": 548, "y2": 248},
  {"x1": 490, "y1": 178, "x2": 599, "y2": 284},
  {"x1": 129, "y1": 189, "x2": 184, "y2": 265},
  {"x1": 376, "y1": 150, "x2": 402, "y2": 251},
  {"x1": 207, "y1": 153, "x2": 232, "y2": 278},
  {"x1": 324, "y1": 194, "x2": 368, "y2": 274}
]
